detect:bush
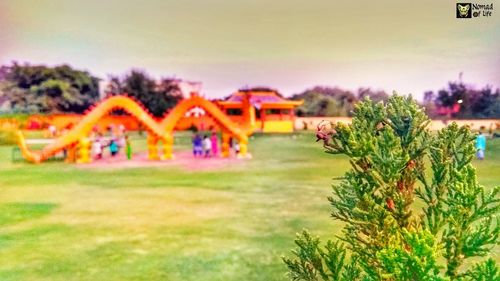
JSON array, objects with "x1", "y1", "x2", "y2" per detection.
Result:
[{"x1": 283, "y1": 94, "x2": 499, "y2": 280}]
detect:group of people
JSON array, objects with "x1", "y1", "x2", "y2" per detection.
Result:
[
  {"x1": 191, "y1": 132, "x2": 240, "y2": 158},
  {"x1": 90, "y1": 125, "x2": 132, "y2": 160},
  {"x1": 192, "y1": 132, "x2": 218, "y2": 158}
]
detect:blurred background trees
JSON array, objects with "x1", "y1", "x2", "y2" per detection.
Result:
[
  {"x1": 105, "y1": 70, "x2": 183, "y2": 117},
  {"x1": 0, "y1": 63, "x2": 498, "y2": 119},
  {"x1": 0, "y1": 65, "x2": 183, "y2": 117},
  {"x1": 291, "y1": 86, "x2": 387, "y2": 117},
  {"x1": 293, "y1": 81, "x2": 499, "y2": 119},
  {"x1": 423, "y1": 81, "x2": 500, "y2": 119},
  {"x1": 0, "y1": 63, "x2": 99, "y2": 114}
]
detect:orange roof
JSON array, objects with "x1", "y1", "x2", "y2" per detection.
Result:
[{"x1": 219, "y1": 90, "x2": 303, "y2": 108}]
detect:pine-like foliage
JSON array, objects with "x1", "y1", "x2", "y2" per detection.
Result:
[{"x1": 283, "y1": 94, "x2": 499, "y2": 281}]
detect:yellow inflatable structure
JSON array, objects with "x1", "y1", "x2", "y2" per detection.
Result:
[{"x1": 16, "y1": 93, "x2": 255, "y2": 163}]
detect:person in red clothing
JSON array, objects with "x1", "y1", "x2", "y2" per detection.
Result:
[{"x1": 210, "y1": 132, "x2": 219, "y2": 157}]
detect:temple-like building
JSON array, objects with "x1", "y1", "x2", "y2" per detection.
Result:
[{"x1": 217, "y1": 88, "x2": 303, "y2": 133}]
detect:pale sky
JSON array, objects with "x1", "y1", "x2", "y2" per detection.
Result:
[{"x1": 1, "y1": 0, "x2": 499, "y2": 99}]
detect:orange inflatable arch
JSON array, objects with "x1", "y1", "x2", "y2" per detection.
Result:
[{"x1": 16, "y1": 93, "x2": 255, "y2": 163}]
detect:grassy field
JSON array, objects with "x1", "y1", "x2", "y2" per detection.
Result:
[{"x1": 0, "y1": 132, "x2": 498, "y2": 281}]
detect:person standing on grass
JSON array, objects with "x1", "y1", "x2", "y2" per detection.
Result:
[
  {"x1": 192, "y1": 134, "x2": 203, "y2": 158},
  {"x1": 125, "y1": 135, "x2": 132, "y2": 160},
  {"x1": 234, "y1": 140, "x2": 240, "y2": 155},
  {"x1": 210, "y1": 132, "x2": 219, "y2": 157},
  {"x1": 476, "y1": 131, "x2": 486, "y2": 160},
  {"x1": 109, "y1": 138, "x2": 119, "y2": 157},
  {"x1": 118, "y1": 133, "x2": 126, "y2": 150},
  {"x1": 92, "y1": 133, "x2": 104, "y2": 159},
  {"x1": 203, "y1": 135, "x2": 212, "y2": 158}
]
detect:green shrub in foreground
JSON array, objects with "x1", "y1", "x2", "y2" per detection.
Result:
[{"x1": 284, "y1": 94, "x2": 499, "y2": 280}]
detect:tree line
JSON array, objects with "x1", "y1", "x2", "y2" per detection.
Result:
[
  {"x1": 0, "y1": 63, "x2": 498, "y2": 118},
  {"x1": 0, "y1": 63, "x2": 100, "y2": 114},
  {"x1": 292, "y1": 83, "x2": 499, "y2": 119},
  {"x1": 0, "y1": 63, "x2": 182, "y2": 117}
]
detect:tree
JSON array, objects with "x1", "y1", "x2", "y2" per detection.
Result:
[
  {"x1": 292, "y1": 86, "x2": 389, "y2": 117},
  {"x1": 468, "y1": 87, "x2": 500, "y2": 118},
  {"x1": 0, "y1": 63, "x2": 100, "y2": 113},
  {"x1": 429, "y1": 80, "x2": 500, "y2": 119},
  {"x1": 154, "y1": 78, "x2": 184, "y2": 115},
  {"x1": 107, "y1": 70, "x2": 182, "y2": 117},
  {"x1": 294, "y1": 92, "x2": 342, "y2": 117},
  {"x1": 283, "y1": 94, "x2": 499, "y2": 280},
  {"x1": 423, "y1": 91, "x2": 439, "y2": 119},
  {"x1": 292, "y1": 86, "x2": 357, "y2": 117},
  {"x1": 357, "y1": 88, "x2": 389, "y2": 104}
]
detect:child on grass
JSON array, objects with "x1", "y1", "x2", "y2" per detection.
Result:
[
  {"x1": 476, "y1": 131, "x2": 486, "y2": 160},
  {"x1": 109, "y1": 139, "x2": 119, "y2": 157},
  {"x1": 192, "y1": 134, "x2": 203, "y2": 158},
  {"x1": 125, "y1": 135, "x2": 132, "y2": 160},
  {"x1": 210, "y1": 132, "x2": 219, "y2": 157},
  {"x1": 234, "y1": 141, "x2": 240, "y2": 155},
  {"x1": 203, "y1": 135, "x2": 212, "y2": 158},
  {"x1": 92, "y1": 133, "x2": 103, "y2": 159}
]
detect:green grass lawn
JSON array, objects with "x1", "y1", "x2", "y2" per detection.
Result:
[{"x1": 0, "y1": 132, "x2": 498, "y2": 281}]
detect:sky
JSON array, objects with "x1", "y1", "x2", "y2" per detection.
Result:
[{"x1": 0, "y1": 0, "x2": 499, "y2": 99}]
